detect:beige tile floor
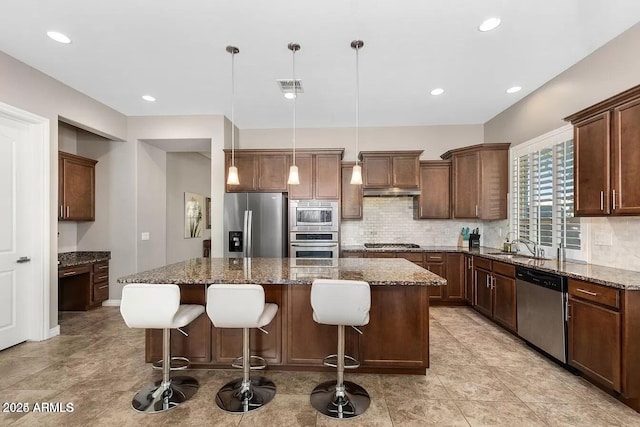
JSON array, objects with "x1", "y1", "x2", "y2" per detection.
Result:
[{"x1": 1, "y1": 306, "x2": 640, "y2": 426}]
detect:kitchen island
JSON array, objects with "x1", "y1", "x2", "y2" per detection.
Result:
[{"x1": 118, "y1": 257, "x2": 445, "y2": 374}]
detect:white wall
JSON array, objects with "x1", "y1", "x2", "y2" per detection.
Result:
[
  {"x1": 166, "y1": 153, "x2": 212, "y2": 264},
  {"x1": 483, "y1": 23, "x2": 640, "y2": 271},
  {"x1": 0, "y1": 51, "x2": 127, "y2": 328},
  {"x1": 240, "y1": 125, "x2": 484, "y2": 161}
]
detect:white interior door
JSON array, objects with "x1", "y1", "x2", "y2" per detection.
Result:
[{"x1": 0, "y1": 114, "x2": 35, "y2": 350}]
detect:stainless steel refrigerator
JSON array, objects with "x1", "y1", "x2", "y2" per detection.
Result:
[{"x1": 223, "y1": 193, "x2": 288, "y2": 258}]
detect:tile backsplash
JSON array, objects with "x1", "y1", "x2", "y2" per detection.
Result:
[{"x1": 340, "y1": 197, "x2": 506, "y2": 248}]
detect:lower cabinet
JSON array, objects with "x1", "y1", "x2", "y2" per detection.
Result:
[
  {"x1": 567, "y1": 278, "x2": 621, "y2": 392},
  {"x1": 58, "y1": 259, "x2": 109, "y2": 311},
  {"x1": 463, "y1": 255, "x2": 474, "y2": 304},
  {"x1": 473, "y1": 257, "x2": 517, "y2": 332}
]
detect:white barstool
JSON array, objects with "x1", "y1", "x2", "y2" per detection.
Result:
[
  {"x1": 206, "y1": 284, "x2": 278, "y2": 413},
  {"x1": 310, "y1": 279, "x2": 371, "y2": 419},
  {"x1": 120, "y1": 283, "x2": 204, "y2": 413}
]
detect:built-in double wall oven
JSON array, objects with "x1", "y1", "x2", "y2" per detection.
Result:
[{"x1": 289, "y1": 200, "x2": 339, "y2": 259}]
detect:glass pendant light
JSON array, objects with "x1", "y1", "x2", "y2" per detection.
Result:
[
  {"x1": 226, "y1": 45, "x2": 240, "y2": 186},
  {"x1": 287, "y1": 42, "x2": 301, "y2": 185},
  {"x1": 350, "y1": 40, "x2": 364, "y2": 185}
]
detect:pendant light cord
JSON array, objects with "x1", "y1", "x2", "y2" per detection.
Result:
[
  {"x1": 355, "y1": 45, "x2": 359, "y2": 166},
  {"x1": 292, "y1": 46, "x2": 297, "y2": 165},
  {"x1": 231, "y1": 49, "x2": 235, "y2": 167}
]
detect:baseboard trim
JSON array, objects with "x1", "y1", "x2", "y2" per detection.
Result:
[
  {"x1": 47, "y1": 325, "x2": 60, "y2": 339},
  {"x1": 102, "y1": 299, "x2": 121, "y2": 307}
]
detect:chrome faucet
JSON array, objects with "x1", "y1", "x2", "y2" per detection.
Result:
[{"x1": 511, "y1": 238, "x2": 545, "y2": 258}]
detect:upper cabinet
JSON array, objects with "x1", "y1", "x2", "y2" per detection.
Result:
[
  {"x1": 341, "y1": 162, "x2": 363, "y2": 219},
  {"x1": 565, "y1": 84, "x2": 640, "y2": 216},
  {"x1": 414, "y1": 160, "x2": 451, "y2": 219},
  {"x1": 288, "y1": 150, "x2": 343, "y2": 200},
  {"x1": 359, "y1": 151, "x2": 422, "y2": 189},
  {"x1": 441, "y1": 143, "x2": 510, "y2": 220},
  {"x1": 224, "y1": 150, "x2": 289, "y2": 193},
  {"x1": 58, "y1": 151, "x2": 97, "y2": 221}
]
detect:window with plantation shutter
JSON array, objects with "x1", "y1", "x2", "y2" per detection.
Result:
[{"x1": 510, "y1": 126, "x2": 586, "y2": 261}]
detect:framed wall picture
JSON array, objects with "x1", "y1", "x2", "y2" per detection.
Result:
[
  {"x1": 184, "y1": 192, "x2": 204, "y2": 238},
  {"x1": 205, "y1": 197, "x2": 211, "y2": 229}
]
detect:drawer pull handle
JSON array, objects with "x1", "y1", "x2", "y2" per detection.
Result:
[
  {"x1": 97, "y1": 275, "x2": 108, "y2": 280},
  {"x1": 576, "y1": 288, "x2": 597, "y2": 297},
  {"x1": 63, "y1": 271, "x2": 77, "y2": 276},
  {"x1": 98, "y1": 265, "x2": 109, "y2": 270},
  {"x1": 429, "y1": 257, "x2": 442, "y2": 261},
  {"x1": 97, "y1": 285, "x2": 108, "y2": 290}
]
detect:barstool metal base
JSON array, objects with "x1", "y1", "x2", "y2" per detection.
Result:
[
  {"x1": 131, "y1": 376, "x2": 200, "y2": 413},
  {"x1": 310, "y1": 380, "x2": 370, "y2": 419},
  {"x1": 215, "y1": 376, "x2": 276, "y2": 413}
]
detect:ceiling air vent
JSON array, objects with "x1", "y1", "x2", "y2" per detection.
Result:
[{"x1": 277, "y1": 79, "x2": 304, "y2": 95}]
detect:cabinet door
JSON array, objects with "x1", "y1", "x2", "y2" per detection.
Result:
[
  {"x1": 288, "y1": 154, "x2": 313, "y2": 199},
  {"x1": 452, "y1": 151, "x2": 480, "y2": 218},
  {"x1": 315, "y1": 154, "x2": 341, "y2": 199},
  {"x1": 464, "y1": 256, "x2": 474, "y2": 304},
  {"x1": 392, "y1": 156, "x2": 419, "y2": 188},
  {"x1": 474, "y1": 267, "x2": 492, "y2": 317},
  {"x1": 341, "y1": 165, "x2": 363, "y2": 219},
  {"x1": 417, "y1": 162, "x2": 451, "y2": 219},
  {"x1": 258, "y1": 154, "x2": 289, "y2": 191},
  {"x1": 363, "y1": 157, "x2": 391, "y2": 188},
  {"x1": 425, "y1": 261, "x2": 445, "y2": 300},
  {"x1": 492, "y1": 273, "x2": 517, "y2": 332},
  {"x1": 226, "y1": 153, "x2": 256, "y2": 192},
  {"x1": 574, "y1": 112, "x2": 611, "y2": 215},
  {"x1": 445, "y1": 253, "x2": 464, "y2": 301},
  {"x1": 60, "y1": 156, "x2": 95, "y2": 221},
  {"x1": 568, "y1": 297, "x2": 621, "y2": 391},
  {"x1": 479, "y1": 149, "x2": 508, "y2": 220},
  {"x1": 612, "y1": 97, "x2": 640, "y2": 215}
]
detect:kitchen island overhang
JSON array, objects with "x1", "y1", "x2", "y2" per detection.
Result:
[{"x1": 118, "y1": 257, "x2": 445, "y2": 375}]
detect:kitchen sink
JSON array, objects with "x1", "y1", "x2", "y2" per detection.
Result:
[{"x1": 486, "y1": 252, "x2": 549, "y2": 261}]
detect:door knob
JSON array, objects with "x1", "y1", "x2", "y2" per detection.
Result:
[{"x1": 17, "y1": 256, "x2": 31, "y2": 263}]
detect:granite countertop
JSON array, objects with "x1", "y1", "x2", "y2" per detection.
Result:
[
  {"x1": 58, "y1": 251, "x2": 111, "y2": 268},
  {"x1": 341, "y1": 244, "x2": 640, "y2": 290},
  {"x1": 117, "y1": 257, "x2": 446, "y2": 287}
]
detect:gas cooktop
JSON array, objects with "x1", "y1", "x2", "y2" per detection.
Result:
[{"x1": 364, "y1": 243, "x2": 421, "y2": 249}]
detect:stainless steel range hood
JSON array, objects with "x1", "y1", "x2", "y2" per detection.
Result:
[{"x1": 363, "y1": 187, "x2": 421, "y2": 197}]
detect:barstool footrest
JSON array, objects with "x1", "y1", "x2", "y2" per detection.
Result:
[
  {"x1": 322, "y1": 354, "x2": 361, "y2": 369},
  {"x1": 310, "y1": 380, "x2": 370, "y2": 419},
  {"x1": 152, "y1": 356, "x2": 190, "y2": 371},
  {"x1": 231, "y1": 355, "x2": 268, "y2": 370}
]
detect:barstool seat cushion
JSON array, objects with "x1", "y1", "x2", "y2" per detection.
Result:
[
  {"x1": 207, "y1": 284, "x2": 277, "y2": 329},
  {"x1": 120, "y1": 283, "x2": 204, "y2": 329},
  {"x1": 311, "y1": 279, "x2": 370, "y2": 326}
]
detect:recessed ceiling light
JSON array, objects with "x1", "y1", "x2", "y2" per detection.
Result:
[
  {"x1": 478, "y1": 17, "x2": 501, "y2": 32},
  {"x1": 430, "y1": 88, "x2": 445, "y2": 96},
  {"x1": 47, "y1": 31, "x2": 71, "y2": 44},
  {"x1": 506, "y1": 86, "x2": 522, "y2": 94},
  {"x1": 141, "y1": 95, "x2": 156, "y2": 102},
  {"x1": 283, "y1": 92, "x2": 297, "y2": 99}
]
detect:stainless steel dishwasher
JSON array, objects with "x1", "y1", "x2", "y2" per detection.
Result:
[{"x1": 516, "y1": 266, "x2": 568, "y2": 363}]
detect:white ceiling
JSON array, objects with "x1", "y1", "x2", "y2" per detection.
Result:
[{"x1": 1, "y1": 1, "x2": 640, "y2": 130}]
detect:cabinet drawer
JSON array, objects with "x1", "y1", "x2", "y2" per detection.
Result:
[
  {"x1": 492, "y1": 261, "x2": 515, "y2": 278},
  {"x1": 93, "y1": 261, "x2": 109, "y2": 273},
  {"x1": 58, "y1": 264, "x2": 91, "y2": 277},
  {"x1": 474, "y1": 256, "x2": 492, "y2": 271},
  {"x1": 397, "y1": 252, "x2": 424, "y2": 263},
  {"x1": 365, "y1": 252, "x2": 395, "y2": 258},
  {"x1": 93, "y1": 281, "x2": 109, "y2": 302},
  {"x1": 425, "y1": 252, "x2": 444, "y2": 263},
  {"x1": 568, "y1": 279, "x2": 620, "y2": 309}
]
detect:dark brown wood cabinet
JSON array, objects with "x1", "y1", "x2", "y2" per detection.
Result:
[
  {"x1": 341, "y1": 163, "x2": 363, "y2": 219},
  {"x1": 360, "y1": 151, "x2": 422, "y2": 189},
  {"x1": 445, "y1": 253, "x2": 464, "y2": 301},
  {"x1": 463, "y1": 255, "x2": 474, "y2": 304},
  {"x1": 472, "y1": 257, "x2": 516, "y2": 332},
  {"x1": 289, "y1": 150, "x2": 342, "y2": 200},
  {"x1": 414, "y1": 161, "x2": 451, "y2": 219},
  {"x1": 441, "y1": 143, "x2": 510, "y2": 220},
  {"x1": 58, "y1": 151, "x2": 97, "y2": 221},
  {"x1": 224, "y1": 150, "x2": 289, "y2": 192},
  {"x1": 565, "y1": 84, "x2": 640, "y2": 216},
  {"x1": 58, "y1": 259, "x2": 109, "y2": 311},
  {"x1": 568, "y1": 278, "x2": 621, "y2": 391},
  {"x1": 424, "y1": 253, "x2": 445, "y2": 300}
]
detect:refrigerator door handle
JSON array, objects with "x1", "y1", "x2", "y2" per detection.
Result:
[
  {"x1": 243, "y1": 210, "x2": 249, "y2": 257},
  {"x1": 247, "y1": 210, "x2": 253, "y2": 257}
]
